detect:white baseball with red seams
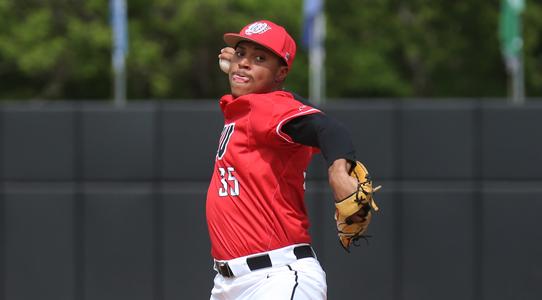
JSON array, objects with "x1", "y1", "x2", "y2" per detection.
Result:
[{"x1": 219, "y1": 58, "x2": 230, "y2": 73}]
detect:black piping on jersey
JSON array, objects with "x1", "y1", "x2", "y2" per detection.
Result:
[
  {"x1": 281, "y1": 93, "x2": 356, "y2": 166},
  {"x1": 287, "y1": 265, "x2": 299, "y2": 300}
]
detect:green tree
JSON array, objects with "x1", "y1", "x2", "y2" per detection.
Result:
[
  {"x1": 126, "y1": 0, "x2": 307, "y2": 99},
  {"x1": 326, "y1": 0, "x2": 525, "y2": 98},
  {"x1": 0, "y1": 0, "x2": 541, "y2": 100},
  {"x1": 0, "y1": 0, "x2": 111, "y2": 99}
]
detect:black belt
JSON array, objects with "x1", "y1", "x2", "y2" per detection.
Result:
[{"x1": 215, "y1": 245, "x2": 315, "y2": 278}]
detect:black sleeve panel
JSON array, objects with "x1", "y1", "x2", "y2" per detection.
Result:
[{"x1": 282, "y1": 113, "x2": 357, "y2": 166}]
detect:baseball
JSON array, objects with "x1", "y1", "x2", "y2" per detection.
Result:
[{"x1": 219, "y1": 58, "x2": 230, "y2": 74}]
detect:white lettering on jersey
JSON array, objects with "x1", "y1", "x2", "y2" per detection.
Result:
[
  {"x1": 218, "y1": 167, "x2": 239, "y2": 197},
  {"x1": 217, "y1": 123, "x2": 235, "y2": 160}
]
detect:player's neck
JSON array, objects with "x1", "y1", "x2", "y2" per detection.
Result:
[{"x1": 231, "y1": 85, "x2": 285, "y2": 98}]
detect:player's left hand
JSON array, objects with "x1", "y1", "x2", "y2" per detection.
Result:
[
  {"x1": 329, "y1": 159, "x2": 367, "y2": 223},
  {"x1": 328, "y1": 159, "x2": 358, "y2": 201},
  {"x1": 332, "y1": 160, "x2": 381, "y2": 252}
]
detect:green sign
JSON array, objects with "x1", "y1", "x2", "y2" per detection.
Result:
[{"x1": 499, "y1": 0, "x2": 525, "y2": 60}]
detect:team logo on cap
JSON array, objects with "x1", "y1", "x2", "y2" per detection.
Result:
[{"x1": 244, "y1": 22, "x2": 271, "y2": 35}]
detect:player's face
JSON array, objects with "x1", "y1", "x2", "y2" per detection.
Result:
[{"x1": 229, "y1": 42, "x2": 289, "y2": 97}]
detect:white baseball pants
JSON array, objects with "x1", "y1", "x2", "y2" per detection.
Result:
[{"x1": 210, "y1": 244, "x2": 327, "y2": 300}]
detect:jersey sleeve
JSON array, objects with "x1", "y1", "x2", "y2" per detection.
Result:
[
  {"x1": 249, "y1": 92, "x2": 321, "y2": 146},
  {"x1": 282, "y1": 113, "x2": 357, "y2": 165}
]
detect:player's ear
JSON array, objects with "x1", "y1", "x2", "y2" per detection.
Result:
[{"x1": 275, "y1": 66, "x2": 289, "y2": 83}]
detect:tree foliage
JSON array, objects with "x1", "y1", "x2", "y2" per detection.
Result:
[{"x1": 0, "y1": 0, "x2": 540, "y2": 100}]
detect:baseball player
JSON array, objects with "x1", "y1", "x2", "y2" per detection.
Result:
[{"x1": 207, "y1": 20, "x2": 380, "y2": 300}]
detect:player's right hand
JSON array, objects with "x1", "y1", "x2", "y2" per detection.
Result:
[{"x1": 218, "y1": 47, "x2": 235, "y2": 62}]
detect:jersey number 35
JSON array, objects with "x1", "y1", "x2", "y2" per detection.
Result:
[{"x1": 218, "y1": 167, "x2": 239, "y2": 197}]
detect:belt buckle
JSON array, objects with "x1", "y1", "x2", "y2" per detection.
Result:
[{"x1": 215, "y1": 261, "x2": 233, "y2": 277}]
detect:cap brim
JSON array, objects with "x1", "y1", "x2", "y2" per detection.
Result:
[
  {"x1": 223, "y1": 33, "x2": 287, "y2": 66},
  {"x1": 223, "y1": 33, "x2": 248, "y2": 48}
]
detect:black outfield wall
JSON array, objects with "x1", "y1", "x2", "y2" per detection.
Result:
[{"x1": 1, "y1": 100, "x2": 541, "y2": 300}]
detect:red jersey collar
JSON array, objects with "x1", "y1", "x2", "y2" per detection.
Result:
[
  {"x1": 219, "y1": 94, "x2": 235, "y2": 112},
  {"x1": 219, "y1": 91, "x2": 292, "y2": 112}
]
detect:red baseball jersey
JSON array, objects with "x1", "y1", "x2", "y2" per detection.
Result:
[{"x1": 206, "y1": 90, "x2": 321, "y2": 260}]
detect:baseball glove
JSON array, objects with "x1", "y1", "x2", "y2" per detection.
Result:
[{"x1": 335, "y1": 161, "x2": 381, "y2": 252}]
